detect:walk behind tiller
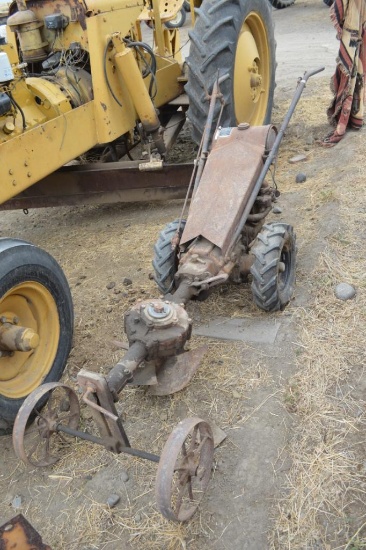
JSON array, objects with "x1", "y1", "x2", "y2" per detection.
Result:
[{"x1": 12, "y1": 68, "x2": 323, "y2": 522}]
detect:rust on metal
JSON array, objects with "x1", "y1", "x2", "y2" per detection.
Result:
[
  {"x1": 12, "y1": 382, "x2": 80, "y2": 467},
  {"x1": 124, "y1": 299, "x2": 192, "y2": 363},
  {"x1": 148, "y1": 346, "x2": 208, "y2": 396},
  {"x1": 180, "y1": 125, "x2": 276, "y2": 255},
  {"x1": 77, "y1": 370, "x2": 131, "y2": 450},
  {"x1": 127, "y1": 361, "x2": 158, "y2": 386},
  {"x1": 0, "y1": 161, "x2": 193, "y2": 210},
  {"x1": 0, "y1": 514, "x2": 51, "y2": 550},
  {"x1": 0, "y1": 162, "x2": 193, "y2": 210},
  {"x1": 105, "y1": 341, "x2": 147, "y2": 397},
  {"x1": 155, "y1": 417, "x2": 214, "y2": 522},
  {"x1": 81, "y1": 386, "x2": 119, "y2": 421},
  {"x1": 0, "y1": 323, "x2": 39, "y2": 352}
]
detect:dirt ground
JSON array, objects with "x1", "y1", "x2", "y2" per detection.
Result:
[{"x1": 1, "y1": 1, "x2": 366, "y2": 549}]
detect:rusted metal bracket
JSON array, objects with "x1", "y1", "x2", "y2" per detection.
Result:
[
  {"x1": 77, "y1": 370, "x2": 131, "y2": 452},
  {"x1": 0, "y1": 162, "x2": 193, "y2": 210},
  {"x1": 0, "y1": 514, "x2": 51, "y2": 550}
]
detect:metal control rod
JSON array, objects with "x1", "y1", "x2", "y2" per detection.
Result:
[
  {"x1": 58, "y1": 424, "x2": 160, "y2": 462},
  {"x1": 229, "y1": 67, "x2": 325, "y2": 250}
]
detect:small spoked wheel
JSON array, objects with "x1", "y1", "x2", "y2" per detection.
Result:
[
  {"x1": 250, "y1": 222, "x2": 297, "y2": 312},
  {"x1": 156, "y1": 417, "x2": 214, "y2": 522},
  {"x1": 13, "y1": 382, "x2": 80, "y2": 467}
]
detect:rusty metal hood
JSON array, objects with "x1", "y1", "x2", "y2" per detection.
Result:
[{"x1": 180, "y1": 125, "x2": 276, "y2": 255}]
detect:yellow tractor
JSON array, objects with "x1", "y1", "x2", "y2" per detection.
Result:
[{"x1": 0, "y1": 0, "x2": 276, "y2": 433}]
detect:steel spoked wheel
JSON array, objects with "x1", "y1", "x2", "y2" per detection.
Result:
[
  {"x1": 250, "y1": 222, "x2": 297, "y2": 312},
  {"x1": 0, "y1": 239, "x2": 73, "y2": 436},
  {"x1": 186, "y1": 0, "x2": 276, "y2": 144},
  {"x1": 13, "y1": 382, "x2": 80, "y2": 467},
  {"x1": 156, "y1": 417, "x2": 214, "y2": 522}
]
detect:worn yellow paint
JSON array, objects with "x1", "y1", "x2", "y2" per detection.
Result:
[
  {"x1": 86, "y1": 11, "x2": 139, "y2": 143},
  {"x1": 234, "y1": 14, "x2": 271, "y2": 125},
  {"x1": 138, "y1": 0, "x2": 184, "y2": 22},
  {"x1": 0, "y1": 0, "x2": 184, "y2": 203},
  {"x1": 0, "y1": 282, "x2": 59, "y2": 399},
  {"x1": 0, "y1": 102, "x2": 97, "y2": 203},
  {"x1": 152, "y1": 59, "x2": 183, "y2": 107},
  {"x1": 113, "y1": 36, "x2": 160, "y2": 130}
]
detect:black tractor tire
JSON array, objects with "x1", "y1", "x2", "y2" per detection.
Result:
[
  {"x1": 0, "y1": 239, "x2": 73, "y2": 435},
  {"x1": 250, "y1": 223, "x2": 296, "y2": 312},
  {"x1": 268, "y1": 0, "x2": 295, "y2": 9},
  {"x1": 323, "y1": 0, "x2": 334, "y2": 6},
  {"x1": 152, "y1": 220, "x2": 186, "y2": 294},
  {"x1": 185, "y1": 0, "x2": 276, "y2": 144},
  {"x1": 165, "y1": 8, "x2": 187, "y2": 28},
  {"x1": 183, "y1": 1, "x2": 190, "y2": 11}
]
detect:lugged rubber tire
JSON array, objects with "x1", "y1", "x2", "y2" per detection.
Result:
[
  {"x1": 268, "y1": 0, "x2": 295, "y2": 9},
  {"x1": 185, "y1": 0, "x2": 276, "y2": 144},
  {"x1": 0, "y1": 239, "x2": 73, "y2": 435},
  {"x1": 250, "y1": 222, "x2": 296, "y2": 312},
  {"x1": 152, "y1": 220, "x2": 186, "y2": 294}
]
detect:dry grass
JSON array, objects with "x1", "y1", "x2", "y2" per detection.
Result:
[{"x1": 268, "y1": 81, "x2": 366, "y2": 548}]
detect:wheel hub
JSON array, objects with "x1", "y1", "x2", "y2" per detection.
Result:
[
  {"x1": 36, "y1": 415, "x2": 57, "y2": 438},
  {"x1": 0, "y1": 321, "x2": 40, "y2": 353},
  {"x1": 177, "y1": 452, "x2": 200, "y2": 478},
  {"x1": 143, "y1": 302, "x2": 176, "y2": 327},
  {"x1": 234, "y1": 16, "x2": 270, "y2": 124},
  {"x1": 0, "y1": 281, "x2": 59, "y2": 399},
  {"x1": 249, "y1": 62, "x2": 263, "y2": 101}
]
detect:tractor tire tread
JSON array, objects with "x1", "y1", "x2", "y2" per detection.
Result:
[
  {"x1": 185, "y1": 0, "x2": 276, "y2": 144},
  {"x1": 250, "y1": 222, "x2": 296, "y2": 312},
  {"x1": 152, "y1": 220, "x2": 186, "y2": 294}
]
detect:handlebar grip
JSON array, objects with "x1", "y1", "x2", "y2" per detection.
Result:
[{"x1": 303, "y1": 67, "x2": 325, "y2": 80}]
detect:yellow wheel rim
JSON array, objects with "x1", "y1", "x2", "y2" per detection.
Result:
[
  {"x1": 0, "y1": 282, "x2": 59, "y2": 399},
  {"x1": 234, "y1": 12, "x2": 271, "y2": 125}
]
